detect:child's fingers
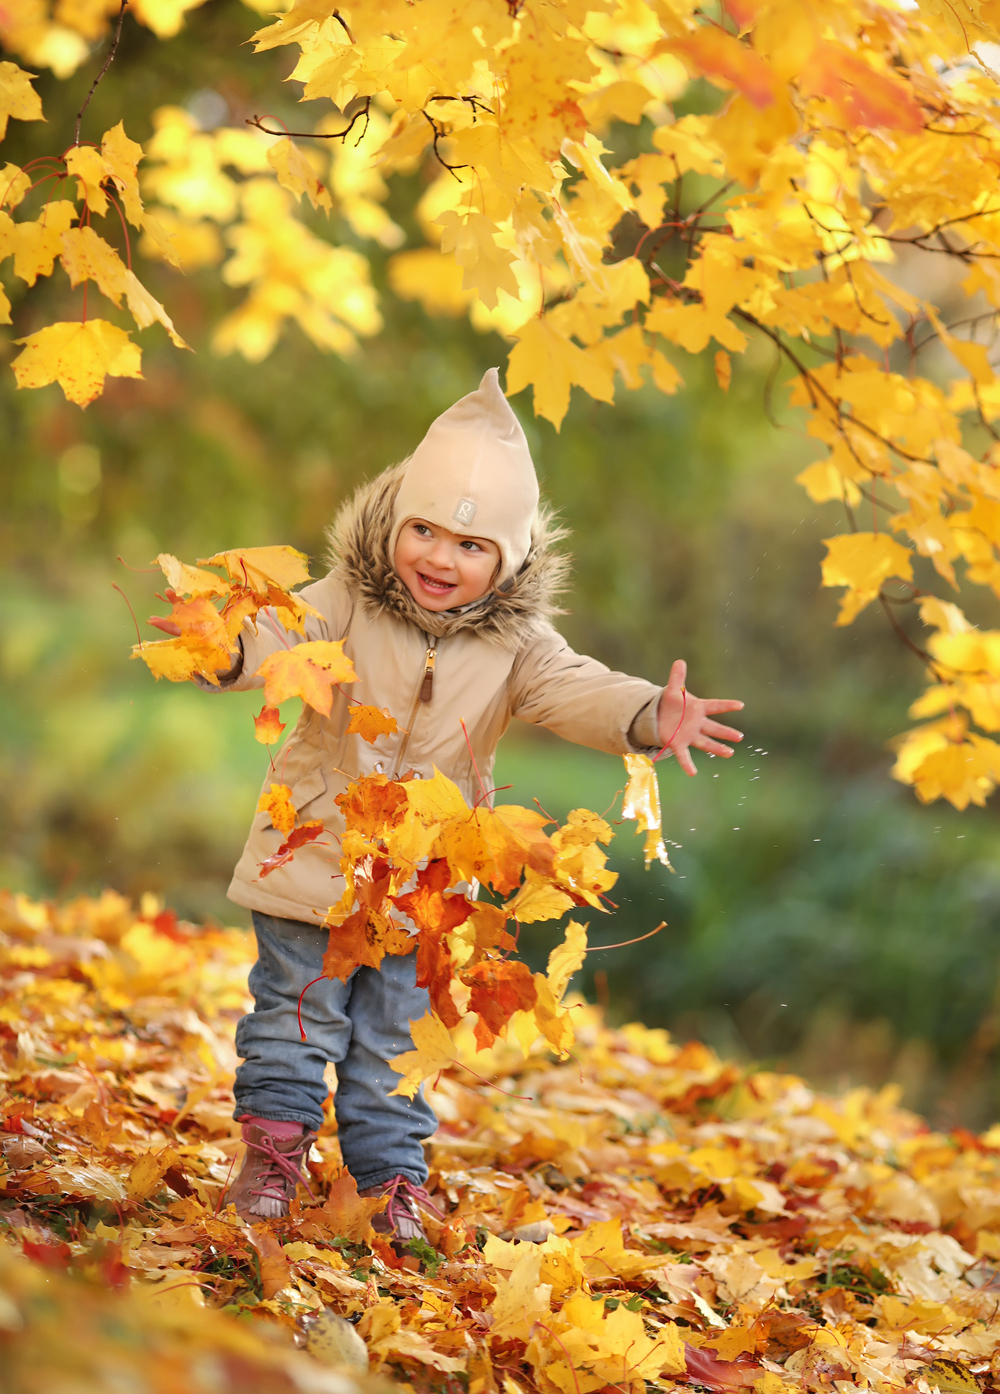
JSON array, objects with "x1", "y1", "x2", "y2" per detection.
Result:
[
  {"x1": 704, "y1": 698, "x2": 744, "y2": 714},
  {"x1": 673, "y1": 744, "x2": 697, "y2": 776},
  {"x1": 702, "y1": 719, "x2": 743, "y2": 741},
  {"x1": 694, "y1": 736, "x2": 737, "y2": 757},
  {"x1": 666, "y1": 658, "x2": 687, "y2": 691}
]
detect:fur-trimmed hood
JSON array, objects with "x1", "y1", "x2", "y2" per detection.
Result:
[{"x1": 326, "y1": 462, "x2": 570, "y2": 650}]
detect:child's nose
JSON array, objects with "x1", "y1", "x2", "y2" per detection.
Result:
[{"x1": 426, "y1": 539, "x2": 456, "y2": 568}]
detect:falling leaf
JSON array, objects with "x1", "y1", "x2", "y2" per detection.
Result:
[
  {"x1": 257, "y1": 782, "x2": 298, "y2": 835},
  {"x1": 258, "y1": 821, "x2": 326, "y2": 877},
  {"x1": 715, "y1": 348, "x2": 732, "y2": 392},
  {"x1": 388, "y1": 1010, "x2": 455, "y2": 1098},
  {"x1": 255, "y1": 639, "x2": 357, "y2": 716},
  {"x1": 622, "y1": 752, "x2": 672, "y2": 869},
  {"x1": 346, "y1": 704, "x2": 400, "y2": 743},
  {"x1": 253, "y1": 705, "x2": 286, "y2": 744}
]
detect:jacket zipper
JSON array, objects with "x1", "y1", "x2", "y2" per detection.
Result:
[{"x1": 393, "y1": 635, "x2": 437, "y2": 776}]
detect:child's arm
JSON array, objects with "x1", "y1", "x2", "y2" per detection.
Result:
[
  {"x1": 509, "y1": 627, "x2": 742, "y2": 770},
  {"x1": 188, "y1": 574, "x2": 347, "y2": 692}
]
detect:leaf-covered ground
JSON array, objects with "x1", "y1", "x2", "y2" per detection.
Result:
[{"x1": 2, "y1": 890, "x2": 999, "y2": 1394}]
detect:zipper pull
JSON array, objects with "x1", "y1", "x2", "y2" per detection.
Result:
[{"x1": 419, "y1": 643, "x2": 437, "y2": 703}]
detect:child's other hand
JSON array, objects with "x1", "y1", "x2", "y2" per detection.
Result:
[{"x1": 656, "y1": 659, "x2": 744, "y2": 776}]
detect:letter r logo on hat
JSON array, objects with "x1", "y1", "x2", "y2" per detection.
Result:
[{"x1": 452, "y1": 497, "x2": 477, "y2": 526}]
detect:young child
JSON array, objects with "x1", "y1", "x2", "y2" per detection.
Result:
[{"x1": 209, "y1": 369, "x2": 744, "y2": 1236}]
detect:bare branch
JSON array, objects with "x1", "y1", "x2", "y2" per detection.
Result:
[
  {"x1": 247, "y1": 99, "x2": 372, "y2": 143},
  {"x1": 421, "y1": 110, "x2": 469, "y2": 180},
  {"x1": 75, "y1": 0, "x2": 128, "y2": 146}
]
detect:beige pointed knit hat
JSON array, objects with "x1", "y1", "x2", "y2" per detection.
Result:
[{"x1": 390, "y1": 368, "x2": 539, "y2": 587}]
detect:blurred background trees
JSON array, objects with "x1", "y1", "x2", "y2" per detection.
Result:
[{"x1": 3, "y1": 0, "x2": 999, "y2": 1127}]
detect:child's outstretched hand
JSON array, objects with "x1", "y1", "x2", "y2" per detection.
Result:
[{"x1": 656, "y1": 659, "x2": 744, "y2": 776}]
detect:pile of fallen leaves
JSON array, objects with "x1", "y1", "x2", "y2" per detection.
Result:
[{"x1": 3, "y1": 890, "x2": 1000, "y2": 1394}]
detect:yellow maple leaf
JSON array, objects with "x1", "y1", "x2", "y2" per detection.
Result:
[
  {"x1": 122, "y1": 270, "x2": 191, "y2": 349},
  {"x1": 506, "y1": 316, "x2": 615, "y2": 430},
  {"x1": 1, "y1": 162, "x2": 31, "y2": 211},
  {"x1": 266, "y1": 137, "x2": 332, "y2": 214},
  {"x1": 57, "y1": 228, "x2": 188, "y2": 347},
  {"x1": 505, "y1": 871, "x2": 576, "y2": 924},
  {"x1": 11, "y1": 320, "x2": 142, "y2": 407},
  {"x1": 546, "y1": 920, "x2": 588, "y2": 1002},
  {"x1": 622, "y1": 753, "x2": 672, "y2": 869},
  {"x1": 388, "y1": 1010, "x2": 454, "y2": 1099},
  {"x1": 60, "y1": 226, "x2": 128, "y2": 301},
  {"x1": 64, "y1": 145, "x2": 112, "y2": 216},
  {"x1": 257, "y1": 782, "x2": 298, "y2": 835},
  {"x1": 155, "y1": 553, "x2": 229, "y2": 598},
  {"x1": 254, "y1": 639, "x2": 357, "y2": 716},
  {"x1": 130, "y1": 635, "x2": 209, "y2": 682},
  {"x1": 101, "y1": 121, "x2": 145, "y2": 226},
  {"x1": 200, "y1": 545, "x2": 311, "y2": 591},
  {"x1": 8, "y1": 202, "x2": 79, "y2": 286},
  {"x1": 436, "y1": 209, "x2": 519, "y2": 311},
  {"x1": 821, "y1": 532, "x2": 914, "y2": 625},
  {"x1": 489, "y1": 1243, "x2": 553, "y2": 1342},
  {"x1": 0, "y1": 62, "x2": 43, "y2": 141}
]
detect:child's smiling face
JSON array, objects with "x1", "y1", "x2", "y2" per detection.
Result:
[{"x1": 393, "y1": 518, "x2": 501, "y2": 611}]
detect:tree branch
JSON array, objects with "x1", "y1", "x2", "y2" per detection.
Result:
[
  {"x1": 75, "y1": 0, "x2": 128, "y2": 146},
  {"x1": 247, "y1": 99, "x2": 371, "y2": 143}
]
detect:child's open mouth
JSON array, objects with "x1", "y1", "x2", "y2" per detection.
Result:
[{"x1": 416, "y1": 571, "x2": 457, "y2": 596}]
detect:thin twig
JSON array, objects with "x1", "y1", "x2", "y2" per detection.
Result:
[
  {"x1": 332, "y1": 9, "x2": 354, "y2": 42},
  {"x1": 247, "y1": 98, "x2": 371, "y2": 143},
  {"x1": 421, "y1": 110, "x2": 468, "y2": 179},
  {"x1": 878, "y1": 592, "x2": 944, "y2": 677},
  {"x1": 75, "y1": 0, "x2": 129, "y2": 146}
]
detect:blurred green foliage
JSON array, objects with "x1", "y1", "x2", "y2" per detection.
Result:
[{"x1": 2, "y1": 1, "x2": 999, "y2": 1127}]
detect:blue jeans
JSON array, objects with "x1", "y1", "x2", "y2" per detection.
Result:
[{"x1": 233, "y1": 911, "x2": 437, "y2": 1190}]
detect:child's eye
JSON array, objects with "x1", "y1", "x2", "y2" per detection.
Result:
[
  {"x1": 414, "y1": 524, "x2": 431, "y2": 536},
  {"x1": 461, "y1": 540, "x2": 482, "y2": 552}
]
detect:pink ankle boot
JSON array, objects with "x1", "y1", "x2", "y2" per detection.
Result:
[{"x1": 224, "y1": 1117, "x2": 318, "y2": 1220}]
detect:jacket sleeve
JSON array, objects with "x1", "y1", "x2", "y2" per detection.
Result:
[
  {"x1": 509, "y1": 623, "x2": 664, "y2": 756},
  {"x1": 195, "y1": 574, "x2": 351, "y2": 694}
]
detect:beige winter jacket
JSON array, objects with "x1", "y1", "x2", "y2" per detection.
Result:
[{"x1": 214, "y1": 467, "x2": 664, "y2": 924}]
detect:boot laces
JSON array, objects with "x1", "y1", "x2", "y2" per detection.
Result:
[
  {"x1": 246, "y1": 1131, "x2": 318, "y2": 1206},
  {"x1": 380, "y1": 1175, "x2": 444, "y2": 1230}
]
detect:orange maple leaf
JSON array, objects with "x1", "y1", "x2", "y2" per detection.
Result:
[
  {"x1": 253, "y1": 705, "x2": 286, "y2": 745},
  {"x1": 258, "y1": 821, "x2": 325, "y2": 877},
  {"x1": 391, "y1": 858, "x2": 473, "y2": 937},
  {"x1": 462, "y1": 959, "x2": 538, "y2": 1050},
  {"x1": 255, "y1": 639, "x2": 357, "y2": 716},
  {"x1": 801, "y1": 44, "x2": 923, "y2": 133},
  {"x1": 323, "y1": 856, "x2": 412, "y2": 980},
  {"x1": 346, "y1": 704, "x2": 400, "y2": 743},
  {"x1": 335, "y1": 775, "x2": 408, "y2": 841},
  {"x1": 298, "y1": 1170, "x2": 387, "y2": 1245},
  {"x1": 668, "y1": 28, "x2": 778, "y2": 110}
]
